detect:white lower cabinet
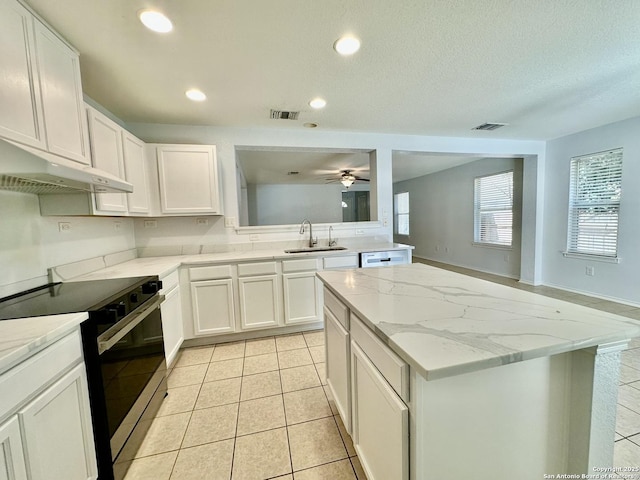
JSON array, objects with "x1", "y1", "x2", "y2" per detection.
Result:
[
  {"x1": 351, "y1": 341, "x2": 409, "y2": 480},
  {"x1": 324, "y1": 307, "x2": 351, "y2": 432},
  {"x1": 0, "y1": 416, "x2": 28, "y2": 480},
  {"x1": 238, "y1": 275, "x2": 280, "y2": 330},
  {"x1": 19, "y1": 364, "x2": 97, "y2": 480},
  {"x1": 282, "y1": 258, "x2": 321, "y2": 326},
  {"x1": 161, "y1": 284, "x2": 183, "y2": 367},
  {"x1": 191, "y1": 279, "x2": 236, "y2": 336}
]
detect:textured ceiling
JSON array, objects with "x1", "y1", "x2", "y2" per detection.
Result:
[{"x1": 25, "y1": 0, "x2": 640, "y2": 140}]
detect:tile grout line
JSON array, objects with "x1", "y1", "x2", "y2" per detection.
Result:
[{"x1": 276, "y1": 349, "x2": 296, "y2": 477}]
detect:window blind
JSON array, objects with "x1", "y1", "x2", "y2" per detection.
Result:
[
  {"x1": 474, "y1": 171, "x2": 513, "y2": 246},
  {"x1": 567, "y1": 149, "x2": 622, "y2": 258}
]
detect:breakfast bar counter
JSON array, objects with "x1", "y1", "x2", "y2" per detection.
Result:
[{"x1": 317, "y1": 263, "x2": 640, "y2": 480}]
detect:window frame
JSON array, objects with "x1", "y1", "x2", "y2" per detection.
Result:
[
  {"x1": 394, "y1": 191, "x2": 410, "y2": 236},
  {"x1": 473, "y1": 170, "x2": 514, "y2": 248},
  {"x1": 564, "y1": 148, "x2": 623, "y2": 261}
]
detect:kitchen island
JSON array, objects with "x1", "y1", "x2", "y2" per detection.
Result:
[{"x1": 317, "y1": 263, "x2": 640, "y2": 480}]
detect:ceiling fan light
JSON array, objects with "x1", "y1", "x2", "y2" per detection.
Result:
[
  {"x1": 138, "y1": 10, "x2": 173, "y2": 33},
  {"x1": 341, "y1": 177, "x2": 354, "y2": 188}
]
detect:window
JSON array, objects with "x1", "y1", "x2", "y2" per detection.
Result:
[
  {"x1": 394, "y1": 192, "x2": 409, "y2": 236},
  {"x1": 474, "y1": 171, "x2": 513, "y2": 246},
  {"x1": 566, "y1": 149, "x2": 622, "y2": 258}
]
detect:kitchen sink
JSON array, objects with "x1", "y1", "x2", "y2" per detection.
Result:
[{"x1": 284, "y1": 246, "x2": 348, "y2": 254}]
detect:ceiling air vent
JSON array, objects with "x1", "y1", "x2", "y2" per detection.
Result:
[
  {"x1": 270, "y1": 109, "x2": 299, "y2": 120},
  {"x1": 473, "y1": 122, "x2": 508, "y2": 131}
]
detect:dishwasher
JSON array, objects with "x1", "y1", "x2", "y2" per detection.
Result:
[{"x1": 360, "y1": 250, "x2": 410, "y2": 268}]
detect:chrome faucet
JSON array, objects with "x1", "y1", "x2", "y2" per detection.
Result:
[
  {"x1": 299, "y1": 219, "x2": 317, "y2": 248},
  {"x1": 328, "y1": 226, "x2": 337, "y2": 247}
]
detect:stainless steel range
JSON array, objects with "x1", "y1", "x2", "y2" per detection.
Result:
[{"x1": 0, "y1": 276, "x2": 167, "y2": 480}]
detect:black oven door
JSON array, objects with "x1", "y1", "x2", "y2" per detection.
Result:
[{"x1": 83, "y1": 294, "x2": 167, "y2": 480}]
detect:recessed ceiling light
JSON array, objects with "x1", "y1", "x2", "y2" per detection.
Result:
[
  {"x1": 185, "y1": 89, "x2": 206, "y2": 101},
  {"x1": 138, "y1": 10, "x2": 173, "y2": 33},
  {"x1": 309, "y1": 98, "x2": 326, "y2": 109},
  {"x1": 334, "y1": 35, "x2": 360, "y2": 56}
]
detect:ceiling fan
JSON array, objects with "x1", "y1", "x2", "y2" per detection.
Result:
[{"x1": 326, "y1": 170, "x2": 370, "y2": 188}]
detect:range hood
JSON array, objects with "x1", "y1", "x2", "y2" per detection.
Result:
[{"x1": 0, "y1": 139, "x2": 133, "y2": 194}]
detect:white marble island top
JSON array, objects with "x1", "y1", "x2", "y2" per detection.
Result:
[
  {"x1": 0, "y1": 313, "x2": 87, "y2": 375},
  {"x1": 317, "y1": 263, "x2": 640, "y2": 380}
]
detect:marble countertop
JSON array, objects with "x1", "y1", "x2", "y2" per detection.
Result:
[
  {"x1": 70, "y1": 243, "x2": 412, "y2": 281},
  {"x1": 0, "y1": 313, "x2": 87, "y2": 375},
  {"x1": 317, "y1": 263, "x2": 640, "y2": 381}
]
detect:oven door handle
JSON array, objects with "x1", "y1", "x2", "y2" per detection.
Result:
[{"x1": 97, "y1": 294, "x2": 165, "y2": 355}]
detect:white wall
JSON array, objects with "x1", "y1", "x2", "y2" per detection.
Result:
[
  {"x1": 542, "y1": 116, "x2": 640, "y2": 305},
  {"x1": 393, "y1": 158, "x2": 524, "y2": 278},
  {"x1": 248, "y1": 184, "x2": 344, "y2": 226},
  {"x1": 0, "y1": 190, "x2": 135, "y2": 296}
]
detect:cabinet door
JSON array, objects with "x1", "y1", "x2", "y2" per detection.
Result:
[
  {"x1": 0, "y1": 416, "x2": 28, "y2": 480},
  {"x1": 19, "y1": 364, "x2": 97, "y2": 480},
  {"x1": 33, "y1": 21, "x2": 89, "y2": 164},
  {"x1": 283, "y1": 271, "x2": 320, "y2": 325},
  {"x1": 87, "y1": 107, "x2": 127, "y2": 213},
  {"x1": 161, "y1": 285, "x2": 183, "y2": 366},
  {"x1": 238, "y1": 275, "x2": 280, "y2": 330},
  {"x1": 157, "y1": 145, "x2": 220, "y2": 214},
  {"x1": 122, "y1": 131, "x2": 150, "y2": 214},
  {"x1": 0, "y1": 0, "x2": 45, "y2": 149},
  {"x1": 325, "y1": 307, "x2": 351, "y2": 433},
  {"x1": 351, "y1": 341, "x2": 408, "y2": 480},
  {"x1": 191, "y1": 279, "x2": 235, "y2": 335}
]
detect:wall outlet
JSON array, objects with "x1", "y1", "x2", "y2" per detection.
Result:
[
  {"x1": 435, "y1": 245, "x2": 440, "y2": 252},
  {"x1": 355, "y1": 229, "x2": 365, "y2": 235},
  {"x1": 445, "y1": 247, "x2": 449, "y2": 253},
  {"x1": 58, "y1": 222, "x2": 71, "y2": 232},
  {"x1": 249, "y1": 234, "x2": 260, "y2": 241},
  {"x1": 504, "y1": 253, "x2": 510, "y2": 262},
  {"x1": 196, "y1": 218, "x2": 209, "y2": 226},
  {"x1": 114, "y1": 221, "x2": 122, "y2": 232},
  {"x1": 586, "y1": 266, "x2": 595, "y2": 276},
  {"x1": 144, "y1": 220, "x2": 157, "y2": 229},
  {"x1": 224, "y1": 217, "x2": 236, "y2": 228}
]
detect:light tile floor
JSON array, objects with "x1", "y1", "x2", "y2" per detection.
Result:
[
  {"x1": 417, "y1": 258, "x2": 640, "y2": 475},
  {"x1": 119, "y1": 330, "x2": 366, "y2": 480}
]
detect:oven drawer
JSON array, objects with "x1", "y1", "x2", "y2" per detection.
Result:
[{"x1": 0, "y1": 329, "x2": 82, "y2": 420}]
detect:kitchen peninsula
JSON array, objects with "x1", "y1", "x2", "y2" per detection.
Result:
[{"x1": 318, "y1": 263, "x2": 640, "y2": 480}]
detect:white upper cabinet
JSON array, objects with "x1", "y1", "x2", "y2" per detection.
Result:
[
  {"x1": 86, "y1": 107, "x2": 127, "y2": 213},
  {"x1": 122, "y1": 131, "x2": 150, "y2": 214},
  {"x1": 0, "y1": 0, "x2": 45, "y2": 150},
  {"x1": 156, "y1": 144, "x2": 222, "y2": 215},
  {"x1": 34, "y1": 20, "x2": 89, "y2": 164},
  {"x1": 0, "y1": 0, "x2": 90, "y2": 165}
]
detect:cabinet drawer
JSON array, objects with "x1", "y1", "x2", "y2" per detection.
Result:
[
  {"x1": 351, "y1": 314, "x2": 409, "y2": 401},
  {"x1": 323, "y1": 254, "x2": 359, "y2": 270},
  {"x1": 323, "y1": 287, "x2": 349, "y2": 329},
  {"x1": 0, "y1": 330, "x2": 82, "y2": 420},
  {"x1": 238, "y1": 262, "x2": 277, "y2": 276},
  {"x1": 282, "y1": 258, "x2": 318, "y2": 273},
  {"x1": 160, "y1": 269, "x2": 179, "y2": 292},
  {"x1": 189, "y1": 265, "x2": 233, "y2": 281}
]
